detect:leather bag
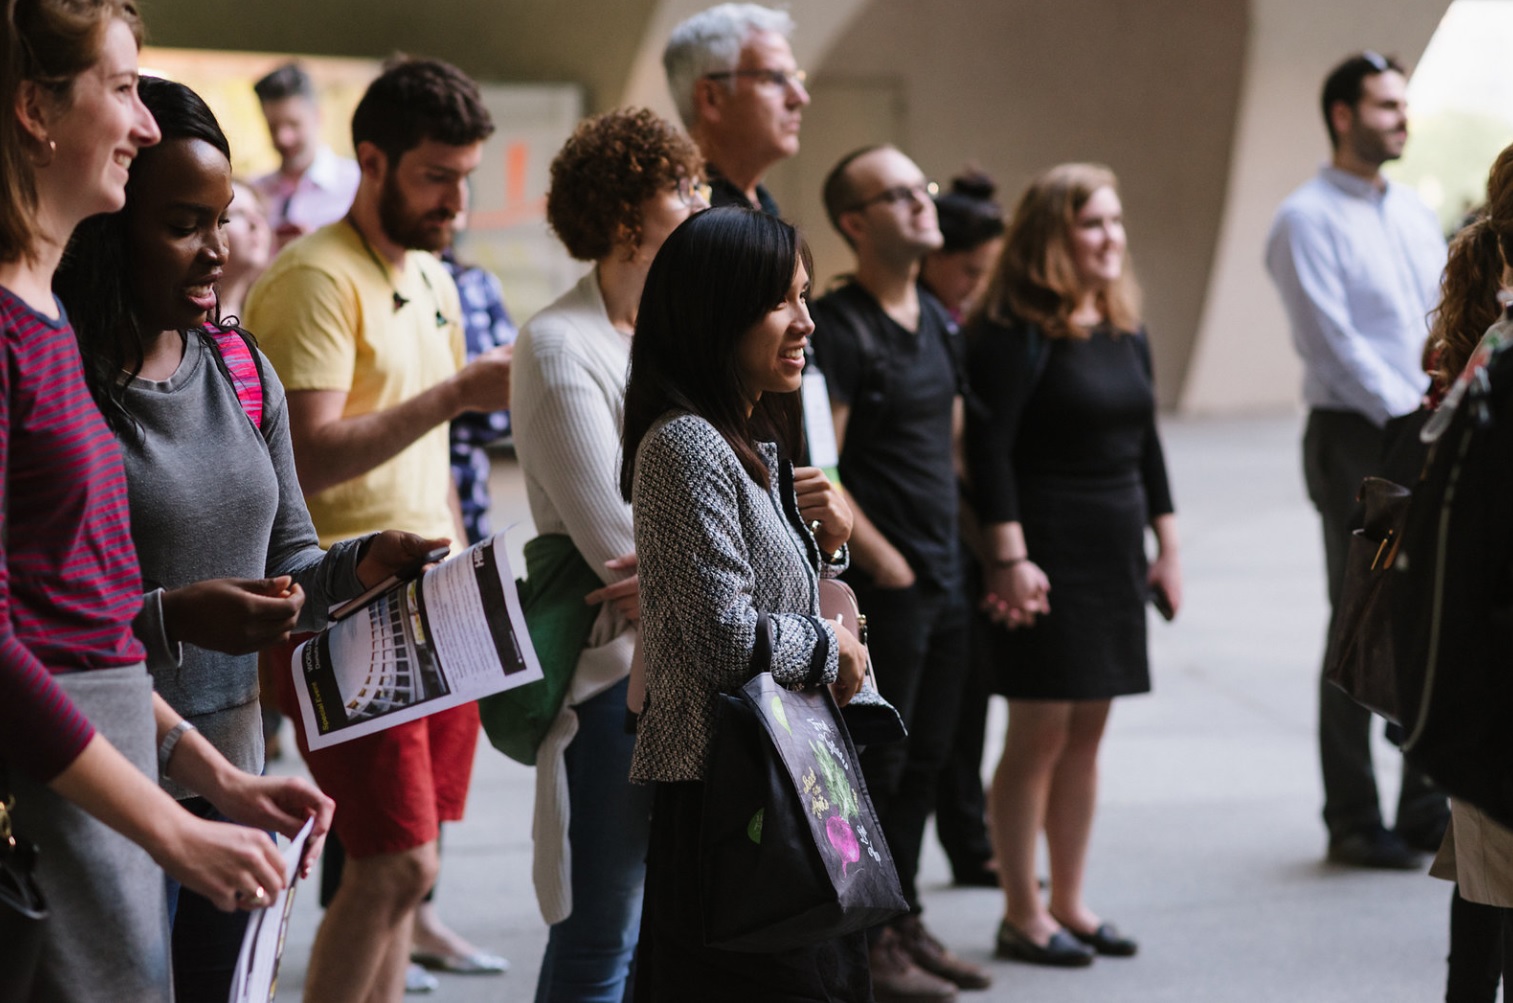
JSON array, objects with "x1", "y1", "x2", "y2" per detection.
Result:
[
  {"x1": 818, "y1": 578, "x2": 906, "y2": 746},
  {"x1": 1323, "y1": 476, "x2": 1412, "y2": 722},
  {"x1": 699, "y1": 616, "x2": 907, "y2": 952},
  {"x1": 0, "y1": 788, "x2": 48, "y2": 1003}
]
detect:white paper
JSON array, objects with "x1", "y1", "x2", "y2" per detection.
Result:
[
  {"x1": 802, "y1": 369, "x2": 840, "y2": 472},
  {"x1": 227, "y1": 816, "x2": 314, "y2": 1003},
  {"x1": 291, "y1": 532, "x2": 544, "y2": 749}
]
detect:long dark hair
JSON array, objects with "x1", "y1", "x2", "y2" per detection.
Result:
[
  {"x1": 54, "y1": 75, "x2": 233, "y2": 439},
  {"x1": 621, "y1": 206, "x2": 809, "y2": 499}
]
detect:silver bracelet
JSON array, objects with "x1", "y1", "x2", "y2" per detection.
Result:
[{"x1": 157, "y1": 719, "x2": 197, "y2": 775}]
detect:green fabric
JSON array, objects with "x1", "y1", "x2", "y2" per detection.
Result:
[{"x1": 479, "y1": 534, "x2": 602, "y2": 766}]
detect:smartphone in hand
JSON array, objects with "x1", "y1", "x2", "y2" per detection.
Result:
[
  {"x1": 1149, "y1": 582, "x2": 1176, "y2": 622},
  {"x1": 329, "y1": 545, "x2": 449, "y2": 622}
]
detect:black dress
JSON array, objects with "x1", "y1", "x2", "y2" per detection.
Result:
[{"x1": 963, "y1": 315, "x2": 1175, "y2": 700}]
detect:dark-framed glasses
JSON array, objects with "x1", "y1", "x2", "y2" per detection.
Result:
[
  {"x1": 704, "y1": 67, "x2": 808, "y2": 90},
  {"x1": 845, "y1": 180, "x2": 939, "y2": 214}
]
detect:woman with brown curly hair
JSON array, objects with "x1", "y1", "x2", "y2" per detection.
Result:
[
  {"x1": 964, "y1": 162, "x2": 1180, "y2": 967},
  {"x1": 1421, "y1": 143, "x2": 1513, "y2": 1003},
  {"x1": 511, "y1": 106, "x2": 706, "y2": 1002}
]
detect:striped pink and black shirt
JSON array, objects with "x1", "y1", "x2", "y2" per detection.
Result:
[{"x1": 0, "y1": 285, "x2": 146, "y2": 783}]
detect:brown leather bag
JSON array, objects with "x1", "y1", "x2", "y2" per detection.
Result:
[{"x1": 1323, "y1": 475, "x2": 1411, "y2": 723}]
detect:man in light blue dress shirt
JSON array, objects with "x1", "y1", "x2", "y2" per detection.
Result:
[{"x1": 1267, "y1": 51, "x2": 1448, "y2": 871}]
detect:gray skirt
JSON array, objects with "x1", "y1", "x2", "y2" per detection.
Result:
[{"x1": 10, "y1": 664, "x2": 173, "y2": 1003}]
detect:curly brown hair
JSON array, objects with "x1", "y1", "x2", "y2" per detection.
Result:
[
  {"x1": 1427, "y1": 144, "x2": 1513, "y2": 392},
  {"x1": 546, "y1": 107, "x2": 703, "y2": 262}
]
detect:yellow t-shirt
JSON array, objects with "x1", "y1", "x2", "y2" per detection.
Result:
[{"x1": 245, "y1": 221, "x2": 464, "y2": 548}]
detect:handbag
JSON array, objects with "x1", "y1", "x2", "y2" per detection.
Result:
[
  {"x1": 1322, "y1": 408, "x2": 1434, "y2": 724},
  {"x1": 818, "y1": 578, "x2": 906, "y2": 746},
  {"x1": 0, "y1": 780, "x2": 48, "y2": 1003},
  {"x1": 1322, "y1": 476, "x2": 1411, "y2": 722},
  {"x1": 699, "y1": 615, "x2": 908, "y2": 952},
  {"x1": 478, "y1": 534, "x2": 603, "y2": 765}
]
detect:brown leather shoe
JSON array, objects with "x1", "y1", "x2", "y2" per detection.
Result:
[
  {"x1": 869, "y1": 927, "x2": 958, "y2": 1002},
  {"x1": 894, "y1": 914, "x2": 992, "y2": 990}
]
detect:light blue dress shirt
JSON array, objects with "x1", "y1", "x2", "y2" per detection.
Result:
[{"x1": 1266, "y1": 166, "x2": 1447, "y2": 426}]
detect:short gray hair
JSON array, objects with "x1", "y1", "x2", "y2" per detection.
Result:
[{"x1": 663, "y1": 4, "x2": 796, "y2": 127}]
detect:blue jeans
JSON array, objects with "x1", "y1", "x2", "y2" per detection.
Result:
[{"x1": 534, "y1": 677, "x2": 653, "y2": 1003}]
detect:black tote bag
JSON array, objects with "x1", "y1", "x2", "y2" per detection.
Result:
[{"x1": 699, "y1": 619, "x2": 907, "y2": 953}]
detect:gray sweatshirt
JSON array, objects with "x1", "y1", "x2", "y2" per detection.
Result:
[{"x1": 121, "y1": 331, "x2": 364, "y2": 797}]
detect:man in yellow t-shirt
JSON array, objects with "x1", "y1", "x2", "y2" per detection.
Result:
[{"x1": 245, "y1": 58, "x2": 510, "y2": 1003}]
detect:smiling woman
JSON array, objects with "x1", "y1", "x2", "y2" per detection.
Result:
[
  {"x1": 0, "y1": 5, "x2": 343, "y2": 1003},
  {"x1": 52, "y1": 74, "x2": 436, "y2": 1000}
]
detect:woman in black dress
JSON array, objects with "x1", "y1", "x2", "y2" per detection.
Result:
[{"x1": 964, "y1": 163, "x2": 1182, "y2": 967}]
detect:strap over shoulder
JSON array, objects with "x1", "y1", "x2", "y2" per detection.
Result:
[{"x1": 202, "y1": 323, "x2": 265, "y2": 430}]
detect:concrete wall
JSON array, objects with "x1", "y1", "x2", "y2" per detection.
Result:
[
  {"x1": 140, "y1": 0, "x2": 1455, "y2": 412},
  {"x1": 764, "y1": 0, "x2": 1250, "y2": 407},
  {"x1": 1181, "y1": 0, "x2": 1450, "y2": 414}
]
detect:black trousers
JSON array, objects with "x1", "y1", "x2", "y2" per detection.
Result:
[
  {"x1": 1302, "y1": 409, "x2": 1443, "y2": 837},
  {"x1": 849, "y1": 576, "x2": 971, "y2": 911},
  {"x1": 1447, "y1": 885, "x2": 1513, "y2": 1002}
]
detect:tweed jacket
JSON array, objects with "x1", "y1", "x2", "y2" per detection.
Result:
[{"x1": 630, "y1": 411, "x2": 842, "y2": 783}]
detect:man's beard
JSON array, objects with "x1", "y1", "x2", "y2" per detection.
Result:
[
  {"x1": 378, "y1": 173, "x2": 454, "y2": 252},
  {"x1": 1351, "y1": 125, "x2": 1406, "y2": 168}
]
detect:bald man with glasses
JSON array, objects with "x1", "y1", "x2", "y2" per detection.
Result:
[
  {"x1": 811, "y1": 144, "x2": 991, "y2": 1003},
  {"x1": 663, "y1": 2, "x2": 810, "y2": 215}
]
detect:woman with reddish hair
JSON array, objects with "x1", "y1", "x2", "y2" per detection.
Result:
[{"x1": 965, "y1": 162, "x2": 1181, "y2": 968}]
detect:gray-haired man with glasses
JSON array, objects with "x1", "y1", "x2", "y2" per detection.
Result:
[{"x1": 663, "y1": 3, "x2": 810, "y2": 215}]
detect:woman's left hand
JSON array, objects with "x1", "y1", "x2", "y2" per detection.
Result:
[
  {"x1": 211, "y1": 773, "x2": 335, "y2": 879},
  {"x1": 356, "y1": 531, "x2": 451, "y2": 589},
  {"x1": 586, "y1": 553, "x2": 640, "y2": 622},
  {"x1": 794, "y1": 466, "x2": 852, "y2": 555},
  {"x1": 1147, "y1": 551, "x2": 1183, "y2": 622}
]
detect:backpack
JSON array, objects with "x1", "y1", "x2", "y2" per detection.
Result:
[
  {"x1": 202, "y1": 323, "x2": 265, "y2": 432},
  {"x1": 812, "y1": 283, "x2": 974, "y2": 451},
  {"x1": 1389, "y1": 322, "x2": 1513, "y2": 830}
]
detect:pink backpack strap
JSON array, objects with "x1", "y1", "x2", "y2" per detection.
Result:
[{"x1": 204, "y1": 323, "x2": 264, "y2": 430}]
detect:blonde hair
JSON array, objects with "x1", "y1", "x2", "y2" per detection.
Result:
[{"x1": 978, "y1": 162, "x2": 1141, "y2": 339}]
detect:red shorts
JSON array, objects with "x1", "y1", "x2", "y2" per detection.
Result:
[{"x1": 270, "y1": 634, "x2": 480, "y2": 859}]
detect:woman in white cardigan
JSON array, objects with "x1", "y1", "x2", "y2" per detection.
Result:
[{"x1": 510, "y1": 108, "x2": 706, "y2": 1003}]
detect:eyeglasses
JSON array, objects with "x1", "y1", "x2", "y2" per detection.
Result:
[
  {"x1": 676, "y1": 177, "x2": 713, "y2": 208},
  {"x1": 704, "y1": 68, "x2": 808, "y2": 90},
  {"x1": 844, "y1": 181, "x2": 939, "y2": 214}
]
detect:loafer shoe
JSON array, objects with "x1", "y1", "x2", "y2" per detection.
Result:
[
  {"x1": 895, "y1": 914, "x2": 992, "y2": 989},
  {"x1": 1326, "y1": 824, "x2": 1423, "y2": 870},
  {"x1": 993, "y1": 921, "x2": 1094, "y2": 968},
  {"x1": 1065, "y1": 922, "x2": 1137, "y2": 957}
]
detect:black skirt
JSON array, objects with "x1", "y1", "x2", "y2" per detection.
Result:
[
  {"x1": 985, "y1": 472, "x2": 1151, "y2": 700},
  {"x1": 634, "y1": 781, "x2": 875, "y2": 1002}
]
